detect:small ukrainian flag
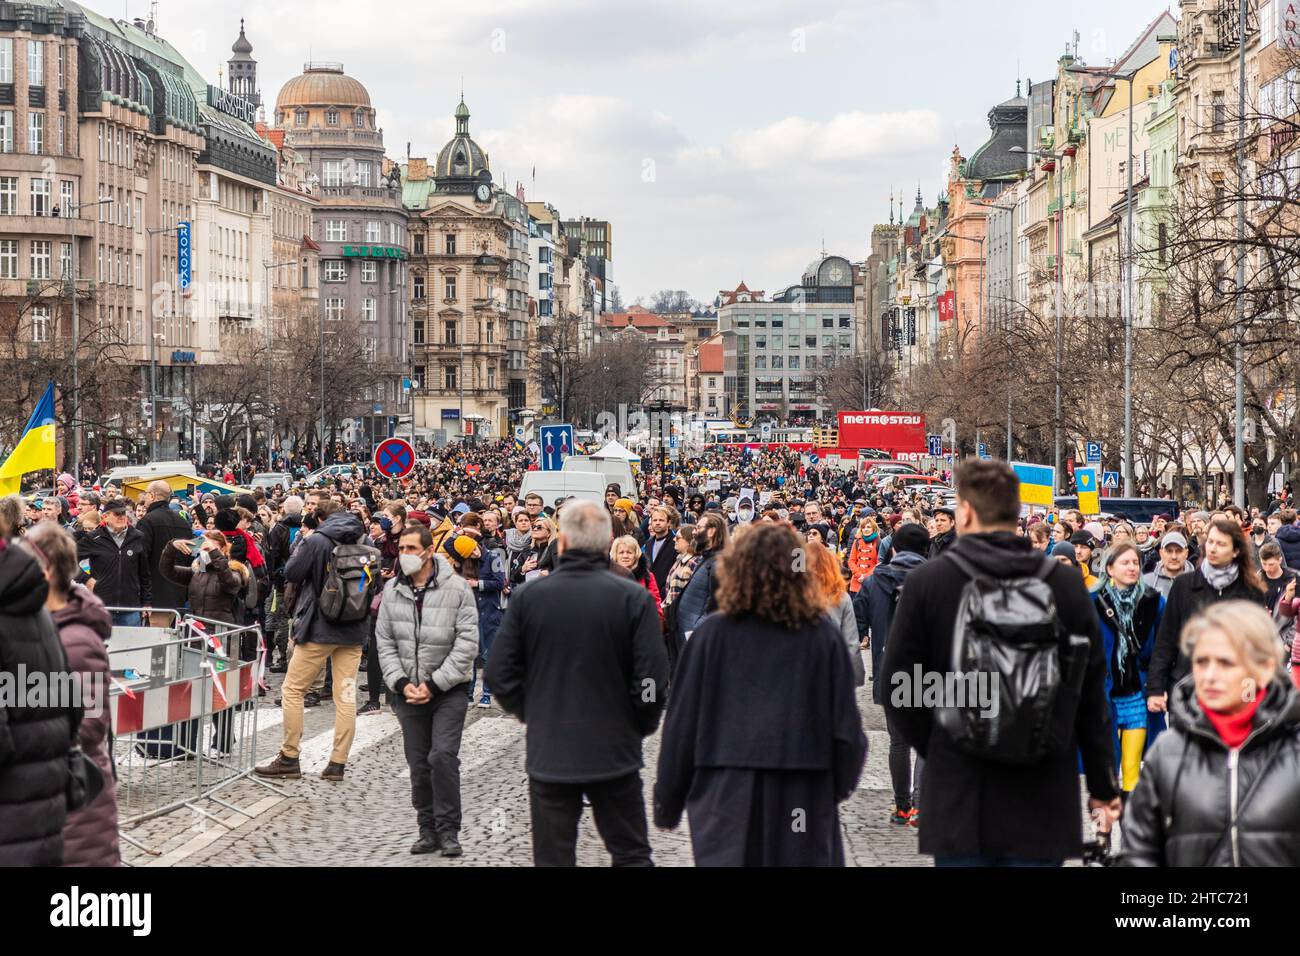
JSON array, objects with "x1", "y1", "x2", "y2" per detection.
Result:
[
  {"x1": 1011, "y1": 461, "x2": 1056, "y2": 509},
  {"x1": 1076, "y1": 466, "x2": 1100, "y2": 516}
]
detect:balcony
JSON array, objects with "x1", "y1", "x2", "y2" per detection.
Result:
[
  {"x1": 291, "y1": 127, "x2": 385, "y2": 148},
  {"x1": 320, "y1": 185, "x2": 395, "y2": 202},
  {"x1": 216, "y1": 300, "x2": 255, "y2": 320}
]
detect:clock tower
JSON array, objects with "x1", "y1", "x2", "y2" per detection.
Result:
[{"x1": 433, "y1": 98, "x2": 492, "y2": 196}]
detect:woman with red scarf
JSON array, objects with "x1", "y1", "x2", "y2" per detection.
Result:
[{"x1": 1120, "y1": 600, "x2": 1300, "y2": 866}]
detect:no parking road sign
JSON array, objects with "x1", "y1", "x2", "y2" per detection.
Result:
[{"x1": 374, "y1": 437, "x2": 415, "y2": 479}]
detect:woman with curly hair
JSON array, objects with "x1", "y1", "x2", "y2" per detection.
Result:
[{"x1": 654, "y1": 522, "x2": 867, "y2": 866}]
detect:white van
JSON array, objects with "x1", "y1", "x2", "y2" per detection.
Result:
[
  {"x1": 518, "y1": 470, "x2": 609, "y2": 508},
  {"x1": 98, "y1": 460, "x2": 198, "y2": 488},
  {"x1": 561, "y1": 456, "x2": 637, "y2": 498}
]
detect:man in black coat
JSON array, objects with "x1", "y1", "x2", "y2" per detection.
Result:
[
  {"x1": 883, "y1": 459, "x2": 1121, "y2": 865},
  {"x1": 135, "y1": 480, "x2": 192, "y2": 625},
  {"x1": 0, "y1": 525, "x2": 77, "y2": 865},
  {"x1": 76, "y1": 498, "x2": 150, "y2": 626},
  {"x1": 263, "y1": 495, "x2": 304, "y2": 671},
  {"x1": 641, "y1": 504, "x2": 677, "y2": 598},
  {"x1": 487, "y1": 499, "x2": 669, "y2": 866}
]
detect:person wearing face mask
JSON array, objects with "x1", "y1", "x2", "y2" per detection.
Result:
[{"x1": 375, "y1": 523, "x2": 480, "y2": 858}]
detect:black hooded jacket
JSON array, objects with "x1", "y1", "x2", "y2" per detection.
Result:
[
  {"x1": 0, "y1": 542, "x2": 77, "y2": 866},
  {"x1": 883, "y1": 531, "x2": 1119, "y2": 861}
]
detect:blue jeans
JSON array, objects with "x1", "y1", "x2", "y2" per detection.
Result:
[
  {"x1": 110, "y1": 610, "x2": 142, "y2": 627},
  {"x1": 935, "y1": 856, "x2": 1063, "y2": 867}
]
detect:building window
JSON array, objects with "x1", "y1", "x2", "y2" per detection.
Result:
[
  {"x1": 444, "y1": 365, "x2": 457, "y2": 390},
  {"x1": 0, "y1": 39, "x2": 11, "y2": 83},
  {"x1": 444, "y1": 320, "x2": 457, "y2": 344},
  {"x1": 56, "y1": 116, "x2": 64, "y2": 154},
  {"x1": 57, "y1": 45, "x2": 64, "y2": 90},
  {"x1": 444, "y1": 275, "x2": 457, "y2": 301},
  {"x1": 413, "y1": 274, "x2": 425, "y2": 300},
  {"x1": 30, "y1": 178, "x2": 49, "y2": 216},
  {"x1": 60, "y1": 179, "x2": 72, "y2": 215},
  {"x1": 31, "y1": 306, "x2": 49, "y2": 343},
  {"x1": 445, "y1": 233, "x2": 456, "y2": 255},
  {"x1": 322, "y1": 160, "x2": 344, "y2": 187},
  {"x1": 366, "y1": 221, "x2": 381, "y2": 243},
  {"x1": 325, "y1": 297, "x2": 346, "y2": 321},
  {"x1": 360, "y1": 260, "x2": 377, "y2": 283},
  {"x1": 0, "y1": 111, "x2": 12, "y2": 153},
  {"x1": 412, "y1": 365, "x2": 425, "y2": 389},
  {"x1": 326, "y1": 219, "x2": 346, "y2": 241},
  {"x1": 487, "y1": 365, "x2": 496, "y2": 389},
  {"x1": 326, "y1": 110, "x2": 339, "y2": 126},
  {"x1": 30, "y1": 240, "x2": 51, "y2": 279},
  {"x1": 27, "y1": 40, "x2": 43, "y2": 86},
  {"x1": 486, "y1": 320, "x2": 494, "y2": 344},
  {"x1": 361, "y1": 297, "x2": 376, "y2": 322},
  {"x1": 0, "y1": 176, "x2": 15, "y2": 215},
  {"x1": 1212, "y1": 92, "x2": 1226, "y2": 134},
  {"x1": 1158, "y1": 223, "x2": 1167, "y2": 263},
  {"x1": 414, "y1": 234, "x2": 425, "y2": 255},
  {"x1": 413, "y1": 320, "x2": 425, "y2": 345},
  {"x1": 295, "y1": 110, "x2": 307, "y2": 127},
  {"x1": 0, "y1": 239, "x2": 16, "y2": 278},
  {"x1": 60, "y1": 242, "x2": 71, "y2": 279},
  {"x1": 28, "y1": 112, "x2": 43, "y2": 154},
  {"x1": 324, "y1": 260, "x2": 347, "y2": 282}
]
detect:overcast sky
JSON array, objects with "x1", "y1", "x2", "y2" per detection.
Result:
[{"x1": 137, "y1": 0, "x2": 1172, "y2": 305}]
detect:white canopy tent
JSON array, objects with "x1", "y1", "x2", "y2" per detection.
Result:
[{"x1": 590, "y1": 440, "x2": 641, "y2": 462}]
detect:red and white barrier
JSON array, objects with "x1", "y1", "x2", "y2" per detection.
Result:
[{"x1": 112, "y1": 660, "x2": 257, "y2": 735}]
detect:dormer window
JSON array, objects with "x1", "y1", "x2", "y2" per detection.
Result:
[
  {"x1": 354, "y1": 110, "x2": 365, "y2": 127},
  {"x1": 326, "y1": 110, "x2": 339, "y2": 126},
  {"x1": 295, "y1": 110, "x2": 307, "y2": 127}
]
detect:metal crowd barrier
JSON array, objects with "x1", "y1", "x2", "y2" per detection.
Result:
[{"x1": 105, "y1": 608, "x2": 288, "y2": 858}]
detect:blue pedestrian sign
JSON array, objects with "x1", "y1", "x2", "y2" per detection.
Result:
[
  {"x1": 1086, "y1": 441, "x2": 1102, "y2": 464},
  {"x1": 927, "y1": 434, "x2": 942, "y2": 456},
  {"x1": 373, "y1": 437, "x2": 415, "y2": 479},
  {"x1": 539, "y1": 423, "x2": 573, "y2": 471},
  {"x1": 1101, "y1": 470, "x2": 1120, "y2": 490}
]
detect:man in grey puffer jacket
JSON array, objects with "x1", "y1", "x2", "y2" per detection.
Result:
[{"x1": 376, "y1": 522, "x2": 479, "y2": 857}]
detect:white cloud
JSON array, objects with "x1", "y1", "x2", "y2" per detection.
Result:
[{"x1": 723, "y1": 110, "x2": 943, "y2": 172}]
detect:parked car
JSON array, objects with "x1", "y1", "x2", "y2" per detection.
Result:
[
  {"x1": 303, "y1": 463, "x2": 366, "y2": 486},
  {"x1": 249, "y1": 472, "x2": 293, "y2": 493}
]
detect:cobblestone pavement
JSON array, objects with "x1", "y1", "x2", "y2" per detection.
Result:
[{"x1": 122, "y1": 652, "x2": 933, "y2": 867}]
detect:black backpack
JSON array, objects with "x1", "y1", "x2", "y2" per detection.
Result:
[
  {"x1": 935, "y1": 551, "x2": 1091, "y2": 765},
  {"x1": 317, "y1": 536, "x2": 381, "y2": 624}
]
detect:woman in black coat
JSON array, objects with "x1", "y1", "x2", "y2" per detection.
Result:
[
  {"x1": 1146, "y1": 519, "x2": 1268, "y2": 711},
  {"x1": 1121, "y1": 600, "x2": 1300, "y2": 866},
  {"x1": 0, "y1": 513, "x2": 77, "y2": 866},
  {"x1": 654, "y1": 523, "x2": 867, "y2": 866}
]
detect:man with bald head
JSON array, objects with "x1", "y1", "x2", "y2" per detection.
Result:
[{"x1": 136, "y1": 479, "x2": 193, "y2": 624}]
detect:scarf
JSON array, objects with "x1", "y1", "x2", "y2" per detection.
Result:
[
  {"x1": 505, "y1": 528, "x2": 531, "y2": 555},
  {"x1": 1201, "y1": 557, "x2": 1239, "y2": 591},
  {"x1": 1102, "y1": 578, "x2": 1143, "y2": 676},
  {"x1": 859, "y1": 528, "x2": 879, "y2": 543},
  {"x1": 1201, "y1": 687, "x2": 1267, "y2": 749},
  {"x1": 234, "y1": 528, "x2": 265, "y2": 569}
]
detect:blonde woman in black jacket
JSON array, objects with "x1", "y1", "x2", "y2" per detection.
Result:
[{"x1": 1121, "y1": 600, "x2": 1300, "y2": 866}]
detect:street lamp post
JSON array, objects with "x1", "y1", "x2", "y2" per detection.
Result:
[
  {"x1": 1068, "y1": 63, "x2": 1138, "y2": 497},
  {"x1": 146, "y1": 225, "x2": 183, "y2": 462},
  {"x1": 1011, "y1": 144, "x2": 1069, "y2": 488},
  {"x1": 262, "y1": 259, "x2": 299, "y2": 467},
  {"x1": 1233, "y1": 0, "x2": 1247, "y2": 507},
  {"x1": 66, "y1": 195, "x2": 114, "y2": 471},
  {"x1": 939, "y1": 230, "x2": 986, "y2": 456}
]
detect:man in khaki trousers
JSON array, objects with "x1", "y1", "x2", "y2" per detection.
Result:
[{"x1": 255, "y1": 499, "x2": 375, "y2": 782}]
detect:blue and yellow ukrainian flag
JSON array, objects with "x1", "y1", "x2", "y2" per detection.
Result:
[
  {"x1": 1075, "y1": 466, "x2": 1100, "y2": 516},
  {"x1": 1010, "y1": 461, "x2": 1056, "y2": 509},
  {"x1": 0, "y1": 383, "x2": 57, "y2": 495}
]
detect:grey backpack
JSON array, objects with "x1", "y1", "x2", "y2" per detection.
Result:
[{"x1": 317, "y1": 539, "x2": 381, "y2": 624}]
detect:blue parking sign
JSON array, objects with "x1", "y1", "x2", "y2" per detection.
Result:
[{"x1": 1086, "y1": 441, "x2": 1102, "y2": 464}]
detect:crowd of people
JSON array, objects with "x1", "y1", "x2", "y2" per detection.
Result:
[{"x1": 3, "y1": 437, "x2": 1300, "y2": 867}]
